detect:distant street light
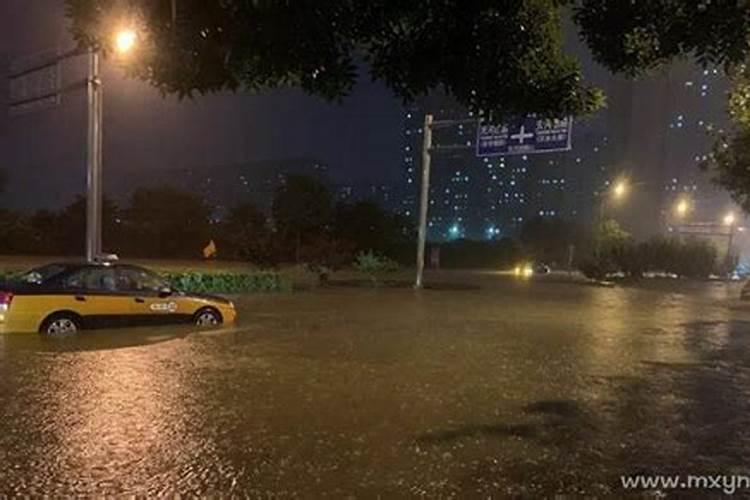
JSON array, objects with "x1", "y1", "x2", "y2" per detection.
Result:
[
  {"x1": 599, "y1": 178, "x2": 629, "y2": 221},
  {"x1": 724, "y1": 211, "x2": 737, "y2": 265},
  {"x1": 674, "y1": 198, "x2": 690, "y2": 218},
  {"x1": 612, "y1": 180, "x2": 627, "y2": 200}
]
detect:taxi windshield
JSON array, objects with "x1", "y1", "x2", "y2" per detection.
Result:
[{"x1": 17, "y1": 264, "x2": 70, "y2": 285}]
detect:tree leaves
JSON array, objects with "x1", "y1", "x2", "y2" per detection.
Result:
[
  {"x1": 65, "y1": 0, "x2": 601, "y2": 118},
  {"x1": 574, "y1": 0, "x2": 750, "y2": 76}
]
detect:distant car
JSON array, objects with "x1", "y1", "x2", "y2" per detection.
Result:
[
  {"x1": 513, "y1": 263, "x2": 534, "y2": 278},
  {"x1": 0, "y1": 262, "x2": 236, "y2": 336},
  {"x1": 534, "y1": 263, "x2": 551, "y2": 274}
]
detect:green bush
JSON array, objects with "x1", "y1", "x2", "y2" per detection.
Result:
[
  {"x1": 578, "y1": 236, "x2": 719, "y2": 281},
  {"x1": 0, "y1": 272, "x2": 16, "y2": 284},
  {"x1": 671, "y1": 238, "x2": 717, "y2": 279},
  {"x1": 354, "y1": 250, "x2": 400, "y2": 278},
  {"x1": 162, "y1": 271, "x2": 291, "y2": 294}
]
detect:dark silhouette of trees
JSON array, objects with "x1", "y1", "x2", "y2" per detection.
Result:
[
  {"x1": 272, "y1": 175, "x2": 333, "y2": 261},
  {"x1": 333, "y1": 200, "x2": 412, "y2": 257},
  {"x1": 124, "y1": 186, "x2": 212, "y2": 258}
]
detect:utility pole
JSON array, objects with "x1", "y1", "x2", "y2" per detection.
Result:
[
  {"x1": 10, "y1": 28, "x2": 137, "y2": 263},
  {"x1": 415, "y1": 114, "x2": 433, "y2": 289},
  {"x1": 86, "y1": 48, "x2": 103, "y2": 262}
]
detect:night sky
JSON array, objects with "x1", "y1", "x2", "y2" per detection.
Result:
[{"x1": 0, "y1": 0, "x2": 405, "y2": 211}]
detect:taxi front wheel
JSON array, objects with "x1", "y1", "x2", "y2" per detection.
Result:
[
  {"x1": 40, "y1": 312, "x2": 81, "y2": 337},
  {"x1": 194, "y1": 308, "x2": 223, "y2": 327}
]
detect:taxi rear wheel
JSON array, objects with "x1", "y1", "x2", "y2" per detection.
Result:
[
  {"x1": 40, "y1": 313, "x2": 81, "y2": 337},
  {"x1": 194, "y1": 307, "x2": 222, "y2": 327}
]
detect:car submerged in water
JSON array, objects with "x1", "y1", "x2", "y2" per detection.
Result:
[{"x1": 0, "y1": 262, "x2": 236, "y2": 336}]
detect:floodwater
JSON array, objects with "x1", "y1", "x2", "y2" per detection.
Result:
[{"x1": 1, "y1": 272, "x2": 750, "y2": 496}]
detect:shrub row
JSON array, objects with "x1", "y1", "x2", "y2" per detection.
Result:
[
  {"x1": 162, "y1": 271, "x2": 292, "y2": 294},
  {"x1": 0, "y1": 269, "x2": 290, "y2": 294},
  {"x1": 579, "y1": 236, "x2": 720, "y2": 281},
  {"x1": 0, "y1": 271, "x2": 20, "y2": 283}
]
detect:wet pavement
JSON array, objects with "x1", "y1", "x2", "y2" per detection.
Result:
[{"x1": 1, "y1": 272, "x2": 750, "y2": 496}]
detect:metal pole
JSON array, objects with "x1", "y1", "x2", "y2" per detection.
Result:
[
  {"x1": 86, "y1": 48, "x2": 103, "y2": 262},
  {"x1": 595, "y1": 196, "x2": 605, "y2": 257},
  {"x1": 415, "y1": 114, "x2": 433, "y2": 289},
  {"x1": 728, "y1": 224, "x2": 736, "y2": 260}
]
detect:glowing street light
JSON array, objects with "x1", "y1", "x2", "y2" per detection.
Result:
[
  {"x1": 612, "y1": 180, "x2": 627, "y2": 200},
  {"x1": 114, "y1": 29, "x2": 138, "y2": 55},
  {"x1": 674, "y1": 198, "x2": 690, "y2": 218},
  {"x1": 724, "y1": 212, "x2": 736, "y2": 226}
]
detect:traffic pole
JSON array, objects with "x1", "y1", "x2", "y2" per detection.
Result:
[
  {"x1": 415, "y1": 114, "x2": 433, "y2": 289},
  {"x1": 86, "y1": 48, "x2": 103, "y2": 262}
]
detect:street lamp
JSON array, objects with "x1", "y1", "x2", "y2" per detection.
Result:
[
  {"x1": 85, "y1": 28, "x2": 138, "y2": 262},
  {"x1": 724, "y1": 212, "x2": 736, "y2": 226},
  {"x1": 114, "y1": 29, "x2": 138, "y2": 55},
  {"x1": 674, "y1": 198, "x2": 690, "y2": 219},
  {"x1": 612, "y1": 180, "x2": 627, "y2": 200},
  {"x1": 599, "y1": 178, "x2": 628, "y2": 221},
  {"x1": 723, "y1": 211, "x2": 738, "y2": 268}
]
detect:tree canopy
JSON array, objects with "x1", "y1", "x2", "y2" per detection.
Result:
[
  {"x1": 66, "y1": 0, "x2": 607, "y2": 118},
  {"x1": 126, "y1": 186, "x2": 212, "y2": 257},
  {"x1": 65, "y1": 1, "x2": 750, "y2": 119},
  {"x1": 573, "y1": 1, "x2": 750, "y2": 76},
  {"x1": 272, "y1": 174, "x2": 332, "y2": 241}
]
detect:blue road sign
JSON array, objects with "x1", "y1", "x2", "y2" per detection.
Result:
[{"x1": 476, "y1": 116, "x2": 572, "y2": 157}]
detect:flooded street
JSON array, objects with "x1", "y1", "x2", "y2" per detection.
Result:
[{"x1": 2, "y1": 273, "x2": 750, "y2": 496}]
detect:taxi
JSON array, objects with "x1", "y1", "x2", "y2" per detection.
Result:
[{"x1": 0, "y1": 262, "x2": 237, "y2": 336}]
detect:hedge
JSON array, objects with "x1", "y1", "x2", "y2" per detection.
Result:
[
  {"x1": 162, "y1": 271, "x2": 291, "y2": 294},
  {"x1": 0, "y1": 270, "x2": 291, "y2": 294},
  {"x1": 0, "y1": 272, "x2": 19, "y2": 283}
]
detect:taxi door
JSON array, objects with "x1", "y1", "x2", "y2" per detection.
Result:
[
  {"x1": 115, "y1": 266, "x2": 186, "y2": 326},
  {"x1": 60, "y1": 267, "x2": 133, "y2": 328}
]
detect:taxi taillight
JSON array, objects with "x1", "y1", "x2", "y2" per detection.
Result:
[{"x1": 0, "y1": 292, "x2": 13, "y2": 310}]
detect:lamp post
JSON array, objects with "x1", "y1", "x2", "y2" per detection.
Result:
[
  {"x1": 595, "y1": 179, "x2": 629, "y2": 256},
  {"x1": 599, "y1": 179, "x2": 628, "y2": 220},
  {"x1": 724, "y1": 212, "x2": 737, "y2": 263},
  {"x1": 85, "y1": 48, "x2": 103, "y2": 262},
  {"x1": 85, "y1": 29, "x2": 137, "y2": 262}
]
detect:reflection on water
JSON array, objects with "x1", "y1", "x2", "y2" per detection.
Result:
[{"x1": 1, "y1": 276, "x2": 750, "y2": 496}]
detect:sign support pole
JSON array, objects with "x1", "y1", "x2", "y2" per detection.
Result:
[
  {"x1": 86, "y1": 48, "x2": 103, "y2": 262},
  {"x1": 415, "y1": 114, "x2": 433, "y2": 289}
]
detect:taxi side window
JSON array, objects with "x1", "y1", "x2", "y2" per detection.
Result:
[
  {"x1": 116, "y1": 268, "x2": 166, "y2": 294},
  {"x1": 63, "y1": 268, "x2": 118, "y2": 292}
]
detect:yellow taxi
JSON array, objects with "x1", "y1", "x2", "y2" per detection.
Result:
[{"x1": 0, "y1": 262, "x2": 237, "y2": 336}]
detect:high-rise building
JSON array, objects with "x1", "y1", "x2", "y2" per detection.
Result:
[
  {"x1": 400, "y1": 61, "x2": 733, "y2": 242},
  {"x1": 400, "y1": 94, "x2": 611, "y2": 241},
  {"x1": 334, "y1": 182, "x2": 397, "y2": 212},
  {"x1": 605, "y1": 62, "x2": 733, "y2": 237}
]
